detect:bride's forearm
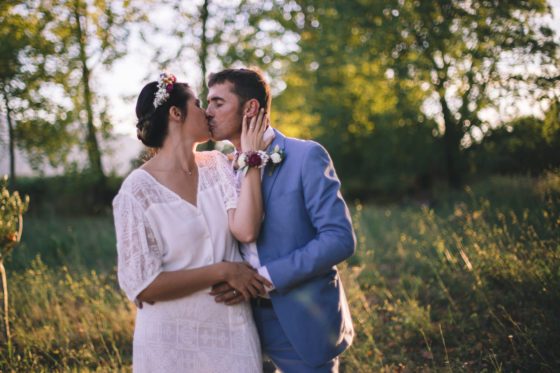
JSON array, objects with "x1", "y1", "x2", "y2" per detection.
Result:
[
  {"x1": 137, "y1": 262, "x2": 227, "y2": 303},
  {"x1": 228, "y1": 167, "x2": 263, "y2": 243}
]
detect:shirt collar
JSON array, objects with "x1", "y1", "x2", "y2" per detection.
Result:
[
  {"x1": 263, "y1": 126, "x2": 275, "y2": 150},
  {"x1": 232, "y1": 126, "x2": 275, "y2": 155}
]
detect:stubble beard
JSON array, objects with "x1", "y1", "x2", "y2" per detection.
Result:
[{"x1": 208, "y1": 110, "x2": 244, "y2": 144}]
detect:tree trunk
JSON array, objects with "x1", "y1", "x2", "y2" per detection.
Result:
[
  {"x1": 197, "y1": 0, "x2": 214, "y2": 151},
  {"x1": 74, "y1": 0, "x2": 104, "y2": 178},
  {"x1": 1, "y1": 91, "x2": 16, "y2": 189},
  {"x1": 199, "y1": 0, "x2": 209, "y2": 107},
  {"x1": 440, "y1": 94, "x2": 462, "y2": 188}
]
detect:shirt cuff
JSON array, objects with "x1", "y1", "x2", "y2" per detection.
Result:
[{"x1": 257, "y1": 265, "x2": 275, "y2": 292}]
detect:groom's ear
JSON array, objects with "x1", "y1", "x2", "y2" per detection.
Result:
[{"x1": 243, "y1": 99, "x2": 260, "y2": 118}]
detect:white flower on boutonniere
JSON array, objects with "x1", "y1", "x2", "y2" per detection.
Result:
[
  {"x1": 270, "y1": 152, "x2": 282, "y2": 164},
  {"x1": 267, "y1": 145, "x2": 285, "y2": 175}
]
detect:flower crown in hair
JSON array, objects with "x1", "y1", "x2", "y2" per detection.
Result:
[{"x1": 153, "y1": 72, "x2": 177, "y2": 108}]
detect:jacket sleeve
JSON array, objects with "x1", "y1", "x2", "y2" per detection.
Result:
[{"x1": 265, "y1": 142, "x2": 356, "y2": 293}]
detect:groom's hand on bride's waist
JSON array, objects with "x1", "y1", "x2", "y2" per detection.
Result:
[
  {"x1": 210, "y1": 282, "x2": 264, "y2": 306},
  {"x1": 210, "y1": 282, "x2": 245, "y2": 305}
]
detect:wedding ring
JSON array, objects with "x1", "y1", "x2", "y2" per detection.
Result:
[{"x1": 249, "y1": 126, "x2": 255, "y2": 129}]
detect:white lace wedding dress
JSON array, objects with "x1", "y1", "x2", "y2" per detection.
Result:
[{"x1": 113, "y1": 151, "x2": 262, "y2": 373}]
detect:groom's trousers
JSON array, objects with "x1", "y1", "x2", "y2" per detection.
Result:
[{"x1": 252, "y1": 304, "x2": 339, "y2": 373}]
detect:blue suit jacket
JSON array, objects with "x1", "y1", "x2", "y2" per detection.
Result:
[{"x1": 258, "y1": 129, "x2": 356, "y2": 366}]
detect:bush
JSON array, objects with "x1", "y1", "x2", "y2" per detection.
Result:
[{"x1": 14, "y1": 172, "x2": 123, "y2": 216}]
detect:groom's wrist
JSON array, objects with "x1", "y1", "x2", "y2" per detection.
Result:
[{"x1": 257, "y1": 266, "x2": 275, "y2": 292}]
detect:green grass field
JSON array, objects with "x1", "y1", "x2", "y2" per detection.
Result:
[{"x1": 0, "y1": 173, "x2": 558, "y2": 372}]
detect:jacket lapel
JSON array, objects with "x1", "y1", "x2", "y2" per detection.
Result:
[{"x1": 262, "y1": 129, "x2": 286, "y2": 207}]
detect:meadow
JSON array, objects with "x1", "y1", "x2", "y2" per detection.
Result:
[{"x1": 0, "y1": 172, "x2": 558, "y2": 372}]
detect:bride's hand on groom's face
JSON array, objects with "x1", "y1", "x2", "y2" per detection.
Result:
[{"x1": 240, "y1": 108, "x2": 274, "y2": 152}]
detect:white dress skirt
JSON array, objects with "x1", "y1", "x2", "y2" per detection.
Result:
[{"x1": 112, "y1": 151, "x2": 262, "y2": 373}]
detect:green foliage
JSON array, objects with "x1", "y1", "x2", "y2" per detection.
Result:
[
  {"x1": 468, "y1": 115, "x2": 560, "y2": 175},
  {"x1": 8, "y1": 214, "x2": 118, "y2": 273},
  {"x1": 0, "y1": 175, "x2": 29, "y2": 352},
  {"x1": 5, "y1": 0, "x2": 147, "y2": 177},
  {"x1": 260, "y1": 0, "x2": 560, "y2": 192},
  {"x1": 13, "y1": 172, "x2": 122, "y2": 216},
  {"x1": 381, "y1": 0, "x2": 559, "y2": 186},
  {"x1": 41, "y1": 0, "x2": 142, "y2": 176},
  {"x1": 0, "y1": 176, "x2": 29, "y2": 259},
  {"x1": 267, "y1": 1, "x2": 444, "y2": 198},
  {"x1": 0, "y1": 0, "x2": 78, "y2": 177},
  {"x1": 340, "y1": 171, "x2": 560, "y2": 372},
  {"x1": 543, "y1": 99, "x2": 560, "y2": 145}
]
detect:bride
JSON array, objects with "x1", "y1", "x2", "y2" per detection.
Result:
[{"x1": 113, "y1": 73, "x2": 272, "y2": 372}]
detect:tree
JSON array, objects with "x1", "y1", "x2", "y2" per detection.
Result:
[
  {"x1": 147, "y1": 0, "x2": 298, "y2": 150},
  {"x1": 266, "y1": 1, "x2": 559, "y2": 191},
  {"x1": 374, "y1": 0, "x2": 559, "y2": 186},
  {"x1": 0, "y1": 0, "x2": 76, "y2": 186},
  {"x1": 151, "y1": 0, "x2": 298, "y2": 101},
  {"x1": 241, "y1": 0, "x2": 442, "y2": 197},
  {"x1": 34, "y1": 0, "x2": 145, "y2": 179}
]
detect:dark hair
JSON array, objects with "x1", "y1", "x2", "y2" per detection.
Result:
[
  {"x1": 207, "y1": 68, "x2": 271, "y2": 114},
  {"x1": 135, "y1": 81, "x2": 192, "y2": 148}
]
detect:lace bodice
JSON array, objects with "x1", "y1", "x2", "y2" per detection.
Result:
[
  {"x1": 113, "y1": 150, "x2": 239, "y2": 301},
  {"x1": 117, "y1": 150, "x2": 238, "y2": 210}
]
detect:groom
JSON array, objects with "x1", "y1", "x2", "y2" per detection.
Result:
[{"x1": 206, "y1": 68, "x2": 355, "y2": 372}]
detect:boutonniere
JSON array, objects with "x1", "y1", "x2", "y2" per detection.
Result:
[{"x1": 267, "y1": 145, "x2": 285, "y2": 176}]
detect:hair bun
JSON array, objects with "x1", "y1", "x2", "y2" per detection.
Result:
[{"x1": 136, "y1": 116, "x2": 151, "y2": 143}]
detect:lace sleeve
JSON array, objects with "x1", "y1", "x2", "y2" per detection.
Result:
[
  {"x1": 214, "y1": 151, "x2": 239, "y2": 211},
  {"x1": 113, "y1": 191, "x2": 163, "y2": 301}
]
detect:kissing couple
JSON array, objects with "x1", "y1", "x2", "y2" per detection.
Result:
[{"x1": 113, "y1": 67, "x2": 355, "y2": 372}]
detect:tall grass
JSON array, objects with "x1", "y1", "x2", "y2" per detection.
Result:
[
  {"x1": 0, "y1": 214, "x2": 130, "y2": 371},
  {"x1": 0, "y1": 172, "x2": 558, "y2": 371},
  {"x1": 340, "y1": 172, "x2": 560, "y2": 372},
  {"x1": 0, "y1": 257, "x2": 134, "y2": 371}
]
